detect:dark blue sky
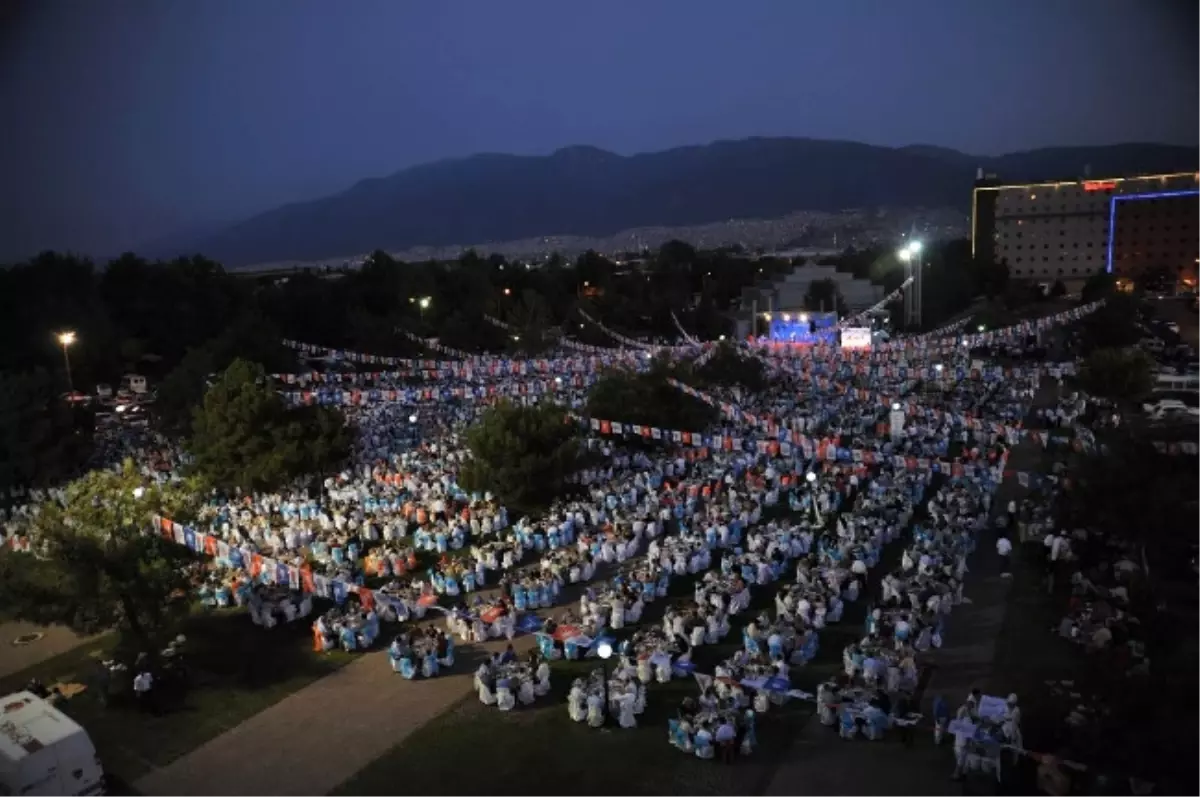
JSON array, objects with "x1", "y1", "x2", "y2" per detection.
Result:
[{"x1": 1, "y1": 0, "x2": 1195, "y2": 260}]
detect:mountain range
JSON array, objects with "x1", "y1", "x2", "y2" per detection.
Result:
[{"x1": 155, "y1": 137, "x2": 1197, "y2": 267}]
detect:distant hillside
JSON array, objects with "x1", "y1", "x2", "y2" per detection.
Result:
[{"x1": 162, "y1": 138, "x2": 1197, "y2": 267}]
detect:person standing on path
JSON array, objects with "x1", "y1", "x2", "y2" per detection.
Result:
[{"x1": 996, "y1": 534, "x2": 1013, "y2": 578}]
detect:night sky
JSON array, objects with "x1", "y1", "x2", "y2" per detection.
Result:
[{"x1": 1, "y1": 0, "x2": 1195, "y2": 260}]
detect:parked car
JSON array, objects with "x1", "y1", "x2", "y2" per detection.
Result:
[{"x1": 1142, "y1": 398, "x2": 1200, "y2": 420}]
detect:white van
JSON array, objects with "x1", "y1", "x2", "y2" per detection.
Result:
[
  {"x1": 0, "y1": 693, "x2": 104, "y2": 796},
  {"x1": 119, "y1": 374, "x2": 148, "y2": 395}
]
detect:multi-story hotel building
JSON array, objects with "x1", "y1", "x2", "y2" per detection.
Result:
[{"x1": 972, "y1": 171, "x2": 1199, "y2": 283}]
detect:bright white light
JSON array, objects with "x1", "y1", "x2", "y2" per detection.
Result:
[
  {"x1": 892, "y1": 402, "x2": 902, "y2": 411},
  {"x1": 132, "y1": 487, "x2": 146, "y2": 500},
  {"x1": 909, "y1": 241, "x2": 923, "y2": 254},
  {"x1": 782, "y1": 313, "x2": 791, "y2": 322},
  {"x1": 897, "y1": 248, "x2": 912, "y2": 262},
  {"x1": 719, "y1": 335, "x2": 726, "y2": 341},
  {"x1": 762, "y1": 312, "x2": 772, "y2": 321},
  {"x1": 805, "y1": 471, "x2": 817, "y2": 484},
  {"x1": 554, "y1": 377, "x2": 563, "y2": 385},
  {"x1": 597, "y1": 642, "x2": 613, "y2": 660},
  {"x1": 115, "y1": 405, "x2": 127, "y2": 413},
  {"x1": 57, "y1": 331, "x2": 77, "y2": 347},
  {"x1": 418, "y1": 297, "x2": 431, "y2": 309},
  {"x1": 799, "y1": 314, "x2": 809, "y2": 323},
  {"x1": 408, "y1": 414, "x2": 418, "y2": 424},
  {"x1": 934, "y1": 364, "x2": 944, "y2": 372},
  {"x1": 977, "y1": 325, "x2": 986, "y2": 332}
]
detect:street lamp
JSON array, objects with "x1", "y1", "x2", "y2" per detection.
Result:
[
  {"x1": 896, "y1": 241, "x2": 924, "y2": 328},
  {"x1": 416, "y1": 296, "x2": 431, "y2": 320},
  {"x1": 804, "y1": 471, "x2": 822, "y2": 525},
  {"x1": 56, "y1": 331, "x2": 76, "y2": 393},
  {"x1": 597, "y1": 641, "x2": 614, "y2": 724}
]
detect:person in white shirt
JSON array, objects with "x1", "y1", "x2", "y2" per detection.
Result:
[
  {"x1": 996, "y1": 535, "x2": 1013, "y2": 578},
  {"x1": 133, "y1": 670, "x2": 154, "y2": 713},
  {"x1": 1043, "y1": 531, "x2": 1069, "y2": 592}
]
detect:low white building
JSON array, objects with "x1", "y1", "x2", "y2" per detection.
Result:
[
  {"x1": 729, "y1": 261, "x2": 884, "y2": 338},
  {"x1": 740, "y1": 262, "x2": 883, "y2": 313}
]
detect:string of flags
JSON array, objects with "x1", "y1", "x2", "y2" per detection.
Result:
[
  {"x1": 395, "y1": 328, "x2": 482, "y2": 360},
  {"x1": 575, "y1": 307, "x2": 699, "y2": 356},
  {"x1": 278, "y1": 375, "x2": 596, "y2": 407},
  {"x1": 569, "y1": 412, "x2": 1009, "y2": 483},
  {"x1": 282, "y1": 339, "x2": 645, "y2": 376},
  {"x1": 902, "y1": 315, "x2": 970, "y2": 343},
  {"x1": 837, "y1": 277, "x2": 913, "y2": 329},
  {"x1": 749, "y1": 301, "x2": 1103, "y2": 358},
  {"x1": 671, "y1": 310, "x2": 701, "y2": 345}
]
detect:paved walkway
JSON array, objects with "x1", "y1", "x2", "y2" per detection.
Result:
[
  {"x1": 137, "y1": 553, "x2": 610, "y2": 795},
  {"x1": 0, "y1": 622, "x2": 97, "y2": 679},
  {"x1": 135, "y1": 631, "x2": 534, "y2": 796}
]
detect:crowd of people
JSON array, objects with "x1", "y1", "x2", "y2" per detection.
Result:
[{"x1": 0, "y1": 301, "x2": 1112, "y2": 784}]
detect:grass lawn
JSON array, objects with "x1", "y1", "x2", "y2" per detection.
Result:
[
  {"x1": 336, "y1": 495, "x2": 931, "y2": 796},
  {"x1": 0, "y1": 607, "x2": 352, "y2": 791}
]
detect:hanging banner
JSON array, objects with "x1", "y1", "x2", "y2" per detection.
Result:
[{"x1": 841, "y1": 328, "x2": 873, "y2": 350}]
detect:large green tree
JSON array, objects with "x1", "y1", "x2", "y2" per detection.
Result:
[
  {"x1": 188, "y1": 359, "x2": 352, "y2": 492},
  {"x1": 1058, "y1": 433, "x2": 1197, "y2": 577},
  {"x1": 458, "y1": 401, "x2": 587, "y2": 513},
  {"x1": 1078, "y1": 347, "x2": 1155, "y2": 404},
  {"x1": 585, "y1": 357, "x2": 718, "y2": 432},
  {"x1": 1079, "y1": 293, "x2": 1142, "y2": 351},
  {"x1": 0, "y1": 369, "x2": 93, "y2": 496},
  {"x1": 693, "y1": 342, "x2": 767, "y2": 391},
  {"x1": 0, "y1": 461, "x2": 200, "y2": 654}
]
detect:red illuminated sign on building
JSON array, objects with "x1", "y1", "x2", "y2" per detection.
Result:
[{"x1": 1083, "y1": 181, "x2": 1117, "y2": 192}]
